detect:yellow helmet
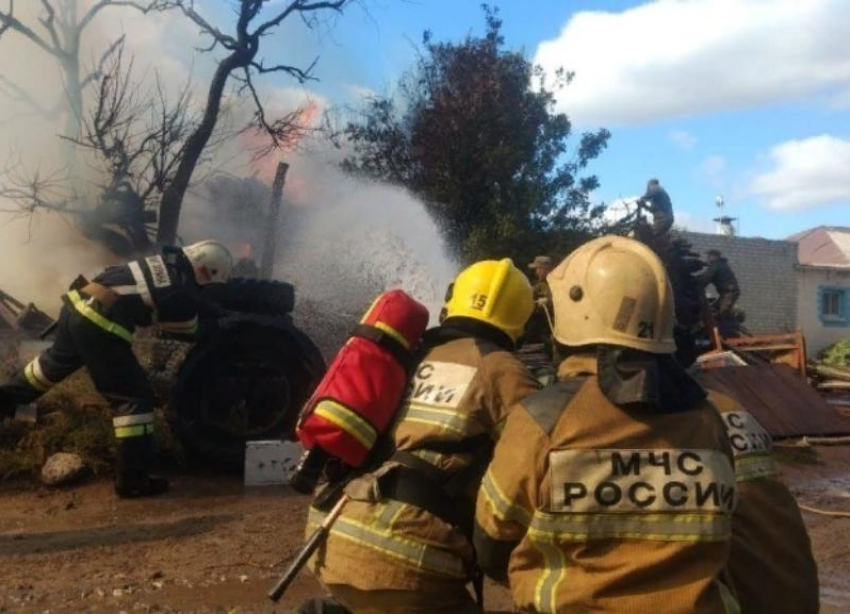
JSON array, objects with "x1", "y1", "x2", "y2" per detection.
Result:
[
  {"x1": 444, "y1": 258, "x2": 533, "y2": 342},
  {"x1": 548, "y1": 235, "x2": 675, "y2": 353}
]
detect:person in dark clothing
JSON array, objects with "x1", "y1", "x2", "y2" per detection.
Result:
[
  {"x1": 0, "y1": 240, "x2": 233, "y2": 498},
  {"x1": 696, "y1": 249, "x2": 741, "y2": 317},
  {"x1": 523, "y1": 256, "x2": 554, "y2": 352},
  {"x1": 638, "y1": 178, "x2": 675, "y2": 236}
]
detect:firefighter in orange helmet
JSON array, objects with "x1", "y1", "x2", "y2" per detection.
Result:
[
  {"x1": 302, "y1": 259, "x2": 541, "y2": 614},
  {"x1": 475, "y1": 236, "x2": 739, "y2": 614}
]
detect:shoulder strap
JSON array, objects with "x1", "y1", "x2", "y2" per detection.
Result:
[
  {"x1": 522, "y1": 377, "x2": 588, "y2": 436},
  {"x1": 351, "y1": 323, "x2": 413, "y2": 371}
]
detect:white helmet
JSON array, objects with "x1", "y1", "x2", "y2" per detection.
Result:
[
  {"x1": 548, "y1": 235, "x2": 676, "y2": 354},
  {"x1": 182, "y1": 240, "x2": 233, "y2": 285}
]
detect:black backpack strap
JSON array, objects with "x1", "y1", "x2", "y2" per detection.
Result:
[
  {"x1": 351, "y1": 323, "x2": 414, "y2": 372},
  {"x1": 522, "y1": 377, "x2": 588, "y2": 436}
]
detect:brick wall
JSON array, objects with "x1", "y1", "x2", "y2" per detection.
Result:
[{"x1": 676, "y1": 231, "x2": 798, "y2": 334}]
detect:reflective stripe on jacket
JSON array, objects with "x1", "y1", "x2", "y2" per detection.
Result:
[
  {"x1": 476, "y1": 354, "x2": 739, "y2": 614},
  {"x1": 308, "y1": 334, "x2": 541, "y2": 592},
  {"x1": 708, "y1": 389, "x2": 820, "y2": 614}
]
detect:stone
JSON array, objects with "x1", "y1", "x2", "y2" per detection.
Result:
[{"x1": 41, "y1": 453, "x2": 87, "y2": 486}]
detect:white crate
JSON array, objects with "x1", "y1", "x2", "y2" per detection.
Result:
[{"x1": 244, "y1": 440, "x2": 304, "y2": 486}]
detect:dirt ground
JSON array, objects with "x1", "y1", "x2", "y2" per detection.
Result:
[{"x1": 1, "y1": 448, "x2": 849, "y2": 614}]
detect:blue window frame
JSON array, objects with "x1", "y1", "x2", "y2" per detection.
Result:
[{"x1": 818, "y1": 286, "x2": 850, "y2": 327}]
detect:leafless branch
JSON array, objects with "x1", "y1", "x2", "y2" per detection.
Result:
[
  {"x1": 81, "y1": 34, "x2": 126, "y2": 89},
  {"x1": 250, "y1": 57, "x2": 319, "y2": 83},
  {"x1": 78, "y1": 1, "x2": 159, "y2": 34},
  {"x1": 238, "y1": 67, "x2": 311, "y2": 159},
  {"x1": 254, "y1": 0, "x2": 350, "y2": 38},
  {"x1": 0, "y1": 0, "x2": 64, "y2": 58},
  {"x1": 149, "y1": 0, "x2": 238, "y2": 50},
  {"x1": 38, "y1": 0, "x2": 63, "y2": 53}
]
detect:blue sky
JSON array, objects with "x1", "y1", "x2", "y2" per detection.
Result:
[{"x1": 177, "y1": 1, "x2": 850, "y2": 239}]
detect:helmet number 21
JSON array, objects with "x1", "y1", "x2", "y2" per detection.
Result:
[{"x1": 638, "y1": 321, "x2": 655, "y2": 339}]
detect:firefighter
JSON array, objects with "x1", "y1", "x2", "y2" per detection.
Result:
[
  {"x1": 523, "y1": 255, "x2": 554, "y2": 350},
  {"x1": 706, "y1": 388, "x2": 819, "y2": 614},
  {"x1": 638, "y1": 178, "x2": 675, "y2": 235},
  {"x1": 474, "y1": 236, "x2": 739, "y2": 614},
  {"x1": 0, "y1": 240, "x2": 233, "y2": 498},
  {"x1": 303, "y1": 259, "x2": 541, "y2": 614},
  {"x1": 697, "y1": 249, "x2": 740, "y2": 318}
]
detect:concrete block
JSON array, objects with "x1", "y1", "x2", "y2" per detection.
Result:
[{"x1": 244, "y1": 440, "x2": 303, "y2": 486}]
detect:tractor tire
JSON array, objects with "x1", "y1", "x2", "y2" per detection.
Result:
[
  {"x1": 200, "y1": 278, "x2": 296, "y2": 316},
  {"x1": 168, "y1": 314, "x2": 325, "y2": 471}
]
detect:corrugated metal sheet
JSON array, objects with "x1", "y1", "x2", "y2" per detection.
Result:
[{"x1": 698, "y1": 364, "x2": 850, "y2": 438}]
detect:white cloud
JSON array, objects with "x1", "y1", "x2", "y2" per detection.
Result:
[
  {"x1": 749, "y1": 135, "x2": 850, "y2": 210},
  {"x1": 533, "y1": 0, "x2": 850, "y2": 125},
  {"x1": 669, "y1": 130, "x2": 696, "y2": 150}
]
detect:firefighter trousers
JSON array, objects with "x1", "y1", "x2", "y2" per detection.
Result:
[
  {"x1": 325, "y1": 583, "x2": 480, "y2": 614},
  {"x1": 0, "y1": 304, "x2": 157, "y2": 487}
]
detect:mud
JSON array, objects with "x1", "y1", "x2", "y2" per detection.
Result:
[{"x1": 0, "y1": 449, "x2": 848, "y2": 613}]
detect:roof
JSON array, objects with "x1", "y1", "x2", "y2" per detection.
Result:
[
  {"x1": 789, "y1": 226, "x2": 850, "y2": 268},
  {"x1": 699, "y1": 364, "x2": 850, "y2": 438}
]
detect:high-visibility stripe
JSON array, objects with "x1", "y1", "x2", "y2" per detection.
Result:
[
  {"x1": 67, "y1": 291, "x2": 133, "y2": 343},
  {"x1": 411, "y1": 448, "x2": 447, "y2": 468},
  {"x1": 734, "y1": 454, "x2": 776, "y2": 482},
  {"x1": 114, "y1": 423, "x2": 155, "y2": 439},
  {"x1": 128, "y1": 261, "x2": 155, "y2": 308},
  {"x1": 533, "y1": 538, "x2": 567, "y2": 614},
  {"x1": 480, "y1": 469, "x2": 533, "y2": 527},
  {"x1": 24, "y1": 359, "x2": 52, "y2": 392},
  {"x1": 307, "y1": 505, "x2": 467, "y2": 579},
  {"x1": 373, "y1": 321, "x2": 411, "y2": 350},
  {"x1": 528, "y1": 511, "x2": 731, "y2": 543},
  {"x1": 400, "y1": 403, "x2": 468, "y2": 435},
  {"x1": 113, "y1": 413, "x2": 155, "y2": 428},
  {"x1": 159, "y1": 318, "x2": 199, "y2": 335},
  {"x1": 314, "y1": 400, "x2": 378, "y2": 450}
]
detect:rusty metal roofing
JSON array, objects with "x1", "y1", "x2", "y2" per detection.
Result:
[{"x1": 698, "y1": 364, "x2": 850, "y2": 438}]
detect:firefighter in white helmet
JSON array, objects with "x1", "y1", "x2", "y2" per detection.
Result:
[
  {"x1": 0, "y1": 240, "x2": 232, "y2": 498},
  {"x1": 475, "y1": 236, "x2": 739, "y2": 614}
]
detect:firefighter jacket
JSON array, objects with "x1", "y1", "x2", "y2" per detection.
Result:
[
  {"x1": 697, "y1": 258, "x2": 740, "y2": 296},
  {"x1": 65, "y1": 247, "x2": 202, "y2": 342},
  {"x1": 475, "y1": 352, "x2": 739, "y2": 614},
  {"x1": 307, "y1": 323, "x2": 541, "y2": 592},
  {"x1": 708, "y1": 389, "x2": 820, "y2": 614}
]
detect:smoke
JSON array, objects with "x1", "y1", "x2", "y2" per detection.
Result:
[{"x1": 0, "y1": 2, "x2": 457, "y2": 327}]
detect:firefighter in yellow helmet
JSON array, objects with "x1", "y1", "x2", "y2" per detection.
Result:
[
  {"x1": 474, "y1": 236, "x2": 739, "y2": 614},
  {"x1": 302, "y1": 259, "x2": 541, "y2": 614},
  {"x1": 701, "y1": 387, "x2": 819, "y2": 614},
  {"x1": 0, "y1": 240, "x2": 233, "y2": 498}
]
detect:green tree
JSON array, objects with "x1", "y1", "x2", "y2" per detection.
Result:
[{"x1": 339, "y1": 6, "x2": 610, "y2": 264}]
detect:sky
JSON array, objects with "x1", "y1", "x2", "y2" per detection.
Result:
[
  {"x1": 238, "y1": 0, "x2": 849, "y2": 240},
  {"x1": 3, "y1": 0, "x2": 849, "y2": 243}
]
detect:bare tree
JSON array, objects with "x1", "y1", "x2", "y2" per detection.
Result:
[
  {"x1": 148, "y1": 0, "x2": 356, "y2": 244},
  {"x1": 0, "y1": 43, "x2": 208, "y2": 256},
  {"x1": 0, "y1": 0, "x2": 153, "y2": 139}
]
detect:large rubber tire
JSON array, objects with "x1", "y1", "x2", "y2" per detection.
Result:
[
  {"x1": 200, "y1": 279, "x2": 296, "y2": 316},
  {"x1": 168, "y1": 315, "x2": 325, "y2": 471}
]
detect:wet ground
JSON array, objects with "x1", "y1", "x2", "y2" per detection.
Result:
[{"x1": 0, "y1": 447, "x2": 848, "y2": 614}]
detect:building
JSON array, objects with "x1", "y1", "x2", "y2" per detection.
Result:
[
  {"x1": 677, "y1": 231, "x2": 798, "y2": 334},
  {"x1": 676, "y1": 226, "x2": 850, "y2": 356},
  {"x1": 789, "y1": 227, "x2": 850, "y2": 355}
]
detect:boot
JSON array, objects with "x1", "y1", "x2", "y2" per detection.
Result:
[
  {"x1": 115, "y1": 473, "x2": 170, "y2": 498},
  {"x1": 114, "y1": 433, "x2": 169, "y2": 498}
]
